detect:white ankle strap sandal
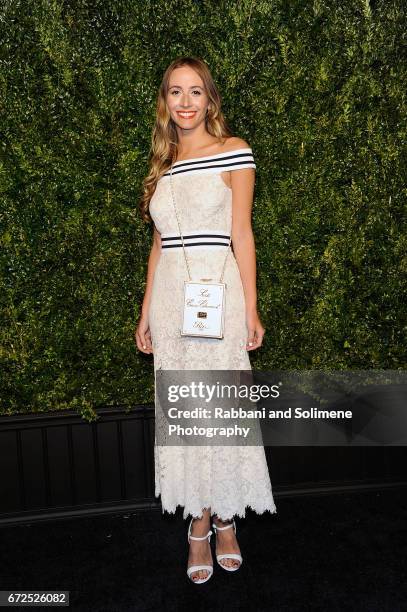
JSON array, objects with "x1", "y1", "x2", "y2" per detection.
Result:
[
  {"x1": 187, "y1": 518, "x2": 214, "y2": 584},
  {"x1": 212, "y1": 519, "x2": 243, "y2": 572}
]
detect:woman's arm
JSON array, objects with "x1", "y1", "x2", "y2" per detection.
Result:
[
  {"x1": 141, "y1": 225, "x2": 162, "y2": 319},
  {"x1": 230, "y1": 165, "x2": 265, "y2": 351},
  {"x1": 135, "y1": 225, "x2": 161, "y2": 354},
  {"x1": 230, "y1": 166, "x2": 257, "y2": 311}
]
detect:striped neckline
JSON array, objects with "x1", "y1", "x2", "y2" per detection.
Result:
[{"x1": 173, "y1": 147, "x2": 253, "y2": 167}]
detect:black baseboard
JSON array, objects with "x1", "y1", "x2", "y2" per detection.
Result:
[{"x1": 1, "y1": 405, "x2": 406, "y2": 527}]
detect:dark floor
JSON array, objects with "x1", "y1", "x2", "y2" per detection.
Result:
[{"x1": 2, "y1": 487, "x2": 407, "y2": 612}]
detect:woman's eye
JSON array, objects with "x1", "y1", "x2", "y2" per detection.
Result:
[{"x1": 170, "y1": 90, "x2": 201, "y2": 95}]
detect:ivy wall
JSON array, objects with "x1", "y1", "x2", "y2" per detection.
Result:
[{"x1": 1, "y1": 0, "x2": 405, "y2": 418}]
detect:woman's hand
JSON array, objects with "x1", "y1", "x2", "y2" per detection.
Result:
[
  {"x1": 134, "y1": 315, "x2": 153, "y2": 354},
  {"x1": 245, "y1": 308, "x2": 265, "y2": 351}
]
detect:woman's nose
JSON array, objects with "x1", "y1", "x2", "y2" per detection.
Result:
[{"x1": 180, "y1": 94, "x2": 192, "y2": 106}]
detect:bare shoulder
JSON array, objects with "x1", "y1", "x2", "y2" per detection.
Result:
[
  {"x1": 219, "y1": 137, "x2": 255, "y2": 190},
  {"x1": 223, "y1": 136, "x2": 251, "y2": 152}
]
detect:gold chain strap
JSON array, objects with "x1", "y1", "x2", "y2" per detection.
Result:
[{"x1": 169, "y1": 164, "x2": 232, "y2": 283}]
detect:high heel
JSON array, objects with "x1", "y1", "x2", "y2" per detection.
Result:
[
  {"x1": 212, "y1": 519, "x2": 243, "y2": 572},
  {"x1": 186, "y1": 518, "x2": 214, "y2": 584}
]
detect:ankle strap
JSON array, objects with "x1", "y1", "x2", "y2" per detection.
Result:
[
  {"x1": 188, "y1": 518, "x2": 213, "y2": 543},
  {"x1": 212, "y1": 520, "x2": 235, "y2": 531},
  {"x1": 189, "y1": 530, "x2": 212, "y2": 541}
]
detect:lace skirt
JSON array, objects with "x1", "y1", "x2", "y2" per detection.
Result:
[{"x1": 149, "y1": 249, "x2": 277, "y2": 520}]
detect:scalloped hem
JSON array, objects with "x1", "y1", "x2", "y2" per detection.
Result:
[{"x1": 155, "y1": 493, "x2": 277, "y2": 522}]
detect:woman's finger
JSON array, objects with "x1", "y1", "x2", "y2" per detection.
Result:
[
  {"x1": 256, "y1": 328, "x2": 264, "y2": 347},
  {"x1": 136, "y1": 328, "x2": 151, "y2": 354},
  {"x1": 144, "y1": 329, "x2": 154, "y2": 353},
  {"x1": 247, "y1": 327, "x2": 264, "y2": 350},
  {"x1": 246, "y1": 328, "x2": 256, "y2": 349}
]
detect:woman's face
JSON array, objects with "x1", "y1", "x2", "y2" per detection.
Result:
[{"x1": 167, "y1": 65, "x2": 209, "y2": 131}]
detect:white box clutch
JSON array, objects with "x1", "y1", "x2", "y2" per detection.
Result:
[{"x1": 181, "y1": 280, "x2": 226, "y2": 339}]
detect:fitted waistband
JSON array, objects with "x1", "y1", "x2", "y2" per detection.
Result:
[{"x1": 161, "y1": 230, "x2": 231, "y2": 251}]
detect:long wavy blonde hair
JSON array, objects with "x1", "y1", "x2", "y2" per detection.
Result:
[{"x1": 139, "y1": 56, "x2": 233, "y2": 223}]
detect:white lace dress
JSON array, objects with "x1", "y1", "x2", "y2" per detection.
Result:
[{"x1": 148, "y1": 148, "x2": 277, "y2": 521}]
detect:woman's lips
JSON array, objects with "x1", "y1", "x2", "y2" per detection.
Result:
[{"x1": 177, "y1": 111, "x2": 197, "y2": 119}]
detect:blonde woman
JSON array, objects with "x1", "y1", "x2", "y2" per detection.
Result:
[{"x1": 135, "y1": 56, "x2": 277, "y2": 584}]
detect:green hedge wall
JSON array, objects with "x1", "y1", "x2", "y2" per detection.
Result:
[{"x1": 1, "y1": 0, "x2": 405, "y2": 419}]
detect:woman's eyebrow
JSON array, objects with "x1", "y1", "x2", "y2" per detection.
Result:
[{"x1": 169, "y1": 85, "x2": 204, "y2": 89}]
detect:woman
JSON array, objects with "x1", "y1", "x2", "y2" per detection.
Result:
[{"x1": 135, "y1": 56, "x2": 277, "y2": 584}]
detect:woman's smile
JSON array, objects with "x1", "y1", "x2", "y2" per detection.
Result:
[{"x1": 177, "y1": 111, "x2": 197, "y2": 119}]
